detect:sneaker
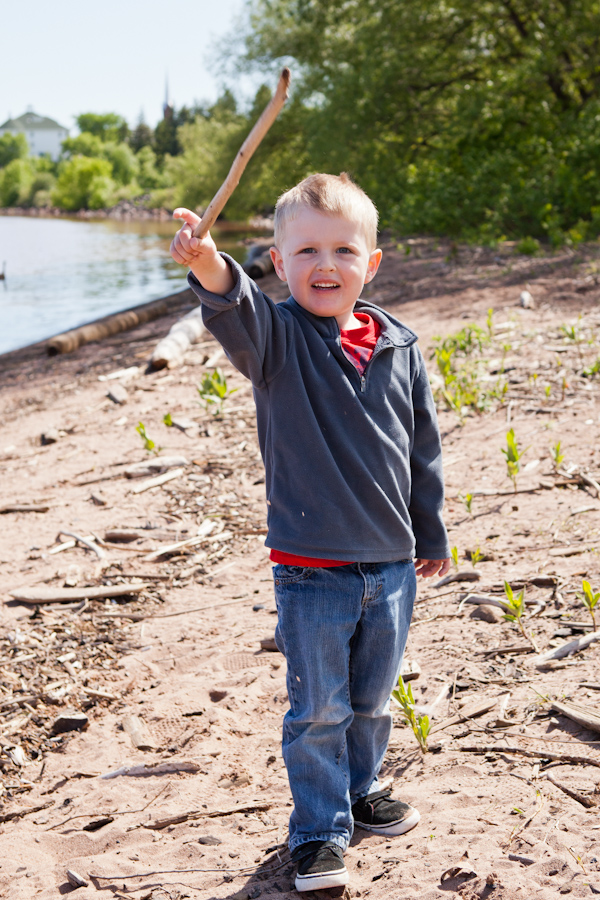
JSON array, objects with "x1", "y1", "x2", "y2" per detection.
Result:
[
  {"x1": 352, "y1": 789, "x2": 420, "y2": 836},
  {"x1": 292, "y1": 840, "x2": 349, "y2": 892}
]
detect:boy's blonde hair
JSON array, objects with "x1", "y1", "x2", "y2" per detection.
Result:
[{"x1": 274, "y1": 173, "x2": 378, "y2": 250}]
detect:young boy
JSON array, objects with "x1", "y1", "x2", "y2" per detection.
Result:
[{"x1": 170, "y1": 173, "x2": 450, "y2": 892}]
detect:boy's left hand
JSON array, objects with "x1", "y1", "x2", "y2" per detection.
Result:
[{"x1": 414, "y1": 558, "x2": 451, "y2": 578}]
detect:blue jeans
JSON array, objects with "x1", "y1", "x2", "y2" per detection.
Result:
[{"x1": 272, "y1": 560, "x2": 416, "y2": 853}]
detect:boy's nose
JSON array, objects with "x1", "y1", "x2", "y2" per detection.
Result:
[{"x1": 316, "y1": 254, "x2": 336, "y2": 271}]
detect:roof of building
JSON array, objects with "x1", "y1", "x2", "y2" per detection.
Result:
[{"x1": 0, "y1": 112, "x2": 68, "y2": 132}]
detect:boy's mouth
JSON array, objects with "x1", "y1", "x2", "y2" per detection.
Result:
[{"x1": 311, "y1": 281, "x2": 340, "y2": 291}]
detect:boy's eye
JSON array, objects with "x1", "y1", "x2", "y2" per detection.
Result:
[
  {"x1": 299, "y1": 247, "x2": 316, "y2": 254},
  {"x1": 337, "y1": 247, "x2": 352, "y2": 254}
]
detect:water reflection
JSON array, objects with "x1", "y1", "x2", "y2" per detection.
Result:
[{"x1": 0, "y1": 216, "x2": 264, "y2": 355}]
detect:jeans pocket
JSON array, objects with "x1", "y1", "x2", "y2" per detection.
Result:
[{"x1": 273, "y1": 564, "x2": 314, "y2": 585}]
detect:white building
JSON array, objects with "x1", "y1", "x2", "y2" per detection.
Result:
[{"x1": 0, "y1": 111, "x2": 69, "y2": 161}]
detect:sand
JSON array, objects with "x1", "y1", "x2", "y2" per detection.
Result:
[{"x1": 1, "y1": 237, "x2": 599, "y2": 899}]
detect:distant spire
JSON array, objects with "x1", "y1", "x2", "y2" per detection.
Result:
[{"x1": 163, "y1": 75, "x2": 173, "y2": 120}]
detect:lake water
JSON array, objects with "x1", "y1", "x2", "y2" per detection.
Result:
[{"x1": 0, "y1": 216, "x2": 262, "y2": 355}]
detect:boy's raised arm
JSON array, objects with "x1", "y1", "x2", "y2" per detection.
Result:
[{"x1": 170, "y1": 208, "x2": 235, "y2": 296}]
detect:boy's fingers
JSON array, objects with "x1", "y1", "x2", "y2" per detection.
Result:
[{"x1": 173, "y1": 207, "x2": 201, "y2": 230}]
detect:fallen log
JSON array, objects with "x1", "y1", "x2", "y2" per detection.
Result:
[
  {"x1": 47, "y1": 297, "x2": 169, "y2": 355},
  {"x1": 8, "y1": 583, "x2": 152, "y2": 605},
  {"x1": 0, "y1": 503, "x2": 49, "y2": 514}
]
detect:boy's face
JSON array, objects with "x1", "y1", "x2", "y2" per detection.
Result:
[{"x1": 270, "y1": 208, "x2": 382, "y2": 329}]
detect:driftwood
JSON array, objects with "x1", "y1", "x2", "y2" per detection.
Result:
[
  {"x1": 193, "y1": 68, "x2": 290, "y2": 240},
  {"x1": 151, "y1": 307, "x2": 206, "y2": 370},
  {"x1": 9, "y1": 582, "x2": 151, "y2": 605},
  {"x1": 47, "y1": 297, "x2": 169, "y2": 355},
  {"x1": 0, "y1": 503, "x2": 49, "y2": 514},
  {"x1": 0, "y1": 800, "x2": 54, "y2": 824},
  {"x1": 143, "y1": 519, "x2": 217, "y2": 561},
  {"x1": 100, "y1": 759, "x2": 202, "y2": 780},
  {"x1": 130, "y1": 467, "x2": 184, "y2": 495},
  {"x1": 151, "y1": 69, "x2": 290, "y2": 371},
  {"x1": 435, "y1": 571, "x2": 481, "y2": 588},
  {"x1": 58, "y1": 530, "x2": 105, "y2": 559},
  {"x1": 125, "y1": 455, "x2": 189, "y2": 478},
  {"x1": 545, "y1": 773, "x2": 598, "y2": 808},
  {"x1": 122, "y1": 715, "x2": 156, "y2": 751},
  {"x1": 145, "y1": 801, "x2": 272, "y2": 830},
  {"x1": 533, "y1": 630, "x2": 600, "y2": 666},
  {"x1": 550, "y1": 699, "x2": 600, "y2": 735},
  {"x1": 430, "y1": 696, "x2": 499, "y2": 733},
  {"x1": 460, "y1": 745, "x2": 600, "y2": 768}
]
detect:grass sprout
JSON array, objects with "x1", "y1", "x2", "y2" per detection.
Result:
[
  {"x1": 550, "y1": 441, "x2": 565, "y2": 468},
  {"x1": 197, "y1": 368, "x2": 239, "y2": 415},
  {"x1": 577, "y1": 579, "x2": 599, "y2": 630},
  {"x1": 391, "y1": 676, "x2": 430, "y2": 753},
  {"x1": 503, "y1": 581, "x2": 539, "y2": 652},
  {"x1": 502, "y1": 428, "x2": 526, "y2": 491},
  {"x1": 136, "y1": 421, "x2": 160, "y2": 455}
]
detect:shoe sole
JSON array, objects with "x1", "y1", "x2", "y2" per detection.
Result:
[
  {"x1": 295, "y1": 866, "x2": 349, "y2": 892},
  {"x1": 355, "y1": 806, "x2": 420, "y2": 836}
]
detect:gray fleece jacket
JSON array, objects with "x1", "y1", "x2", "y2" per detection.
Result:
[{"x1": 188, "y1": 255, "x2": 450, "y2": 563}]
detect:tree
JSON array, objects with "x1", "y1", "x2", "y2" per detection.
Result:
[
  {"x1": 0, "y1": 158, "x2": 33, "y2": 206},
  {"x1": 130, "y1": 114, "x2": 154, "y2": 153},
  {"x1": 75, "y1": 113, "x2": 129, "y2": 143},
  {"x1": 52, "y1": 156, "x2": 115, "y2": 210},
  {"x1": 0, "y1": 132, "x2": 28, "y2": 169},
  {"x1": 238, "y1": 0, "x2": 600, "y2": 240}
]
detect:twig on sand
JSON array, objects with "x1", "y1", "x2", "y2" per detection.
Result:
[
  {"x1": 544, "y1": 773, "x2": 597, "y2": 808},
  {"x1": 58, "y1": 530, "x2": 106, "y2": 559},
  {"x1": 145, "y1": 801, "x2": 272, "y2": 830},
  {"x1": 460, "y1": 744, "x2": 600, "y2": 768}
]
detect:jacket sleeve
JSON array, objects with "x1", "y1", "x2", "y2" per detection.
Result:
[
  {"x1": 408, "y1": 346, "x2": 451, "y2": 560},
  {"x1": 187, "y1": 254, "x2": 290, "y2": 388}
]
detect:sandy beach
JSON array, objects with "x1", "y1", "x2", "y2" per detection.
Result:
[{"x1": 1, "y1": 239, "x2": 599, "y2": 900}]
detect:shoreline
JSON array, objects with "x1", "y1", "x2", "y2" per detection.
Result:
[{"x1": 0, "y1": 203, "x2": 275, "y2": 229}]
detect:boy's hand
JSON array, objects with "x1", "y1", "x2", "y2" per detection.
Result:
[
  {"x1": 414, "y1": 558, "x2": 451, "y2": 578},
  {"x1": 170, "y1": 208, "x2": 234, "y2": 295}
]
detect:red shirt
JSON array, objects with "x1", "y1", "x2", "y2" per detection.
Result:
[{"x1": 270, "y1": 312, "x2": 381, "y2": 567}]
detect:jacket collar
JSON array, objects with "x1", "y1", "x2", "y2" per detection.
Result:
[{"x1": 287, "y1": 297, "x2": 418, "y2": 349}]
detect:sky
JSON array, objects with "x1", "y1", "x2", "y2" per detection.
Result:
[{"x1": 1, "y1": 0, "x2": 257, "y2": 133}]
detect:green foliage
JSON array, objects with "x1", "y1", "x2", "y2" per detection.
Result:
[
  {"x1": 550, "y1": 441, "x2": 565, "y2": 468},
  {"x1": 577, "y1": 579, "x2": 599, "y2": 630},
  {"x1": 0, "y1": 131, "x2": 28, "y2": 168},
  {"x1": 197, "y1": 368, "x2": 239, "y2": 415},
  {"x1": 51, "y1": 156, "x2": 114, "y2": 211},
  {"x1": 501, "y1": 428, "x2": 526, "y2": 491},
  {"x1": 516, "y1": 237, "x2": 541, "y2": 256},
  {"x1": 391, "y1": 676, "x2": 430, "y2": 753},
  {"x1": 62, "y1": 133, "x2": 104, "y2": 158},
  {"x1": 75, "y1": 113, "x2": 129, "y2": 143},
  {"x1": 431, "y1": 323, "x2": 504, "y2": 421},
  {"x1": 470, "y1": 547, "x2": 483, "y2": 568},
  {"x1": 503, "y1": 581, "x2": 538, "y2": 651},
  {"x1": 0, "y1": 158, "x2": 33, "y2": 207},
  {"x1": 163, "y1": 412, "x2": 173, "y2": 426},
  {"x1": 239, "y1": 0, "x2": 600, "y2": 241},
  {"x1": 583, "y1": 356, "x2": 600, "y2": 377},
  {"x1": 459, "y1": 492, "x2": 473, "y2": 516},
  {"x1": 136, "y1": 421, "x2": 159, "y2": 455},
  {"x1": 450, "y1": 546, "x2": 459, "y2": 571}
]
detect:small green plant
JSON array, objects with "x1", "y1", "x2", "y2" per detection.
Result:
[
  {"x1": 391, "y1": 676, "x2": 430, "y2": 753},
  {"x1": 503, "y1": 581, "x2": 539, "y2": 652},
  {"x1": 544, "y1": 384, "x2": 551, "y2": 398},
  {"x1": 197, "y1": 368, "x2": 238, "y2": 415},
  {"x1": 486, "y1": 307, "x2": 494, "y2": 339},
  {"x1": 577, "y1": 579, "x2": 599, "y2": 630},
  {"x1": 163, "y1": 412, "x2": 173, "y2": 426},
  {"x1": 136, "y1": 421, "x2": 159, "y2": 455},
  {"x1": 550, "y1": 441, "x2": 565, "y2": 468},
  {"x1": 470, "y1": 546, "x2": 483, "y2": 568},
  {"x1": 502, "y1": 428, "x2": 526, "y2": 491},
  {"x1": 459, "y1": 492, "x2": 474, "y2": 516},
  {"x1": 450, "y1": 546, "x2": 459, "y2": 571},
  {"x1": 583, "y1": 356, "x2": 600, "y2": 377},
  {"x1": 516, "y1": 236, "x2": 540, "y2": 256}
]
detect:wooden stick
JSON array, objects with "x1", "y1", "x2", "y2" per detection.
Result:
[{"x1": 193, "y1": 67, "x2": 291, "y2": 238}]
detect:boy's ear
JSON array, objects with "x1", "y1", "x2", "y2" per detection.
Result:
[
  {"x1": 270, "y1": 246, "x2": 287, "y2": 282},
  {"x1": 364, "y1": 248, "x2": 383, "y2": 284}
]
